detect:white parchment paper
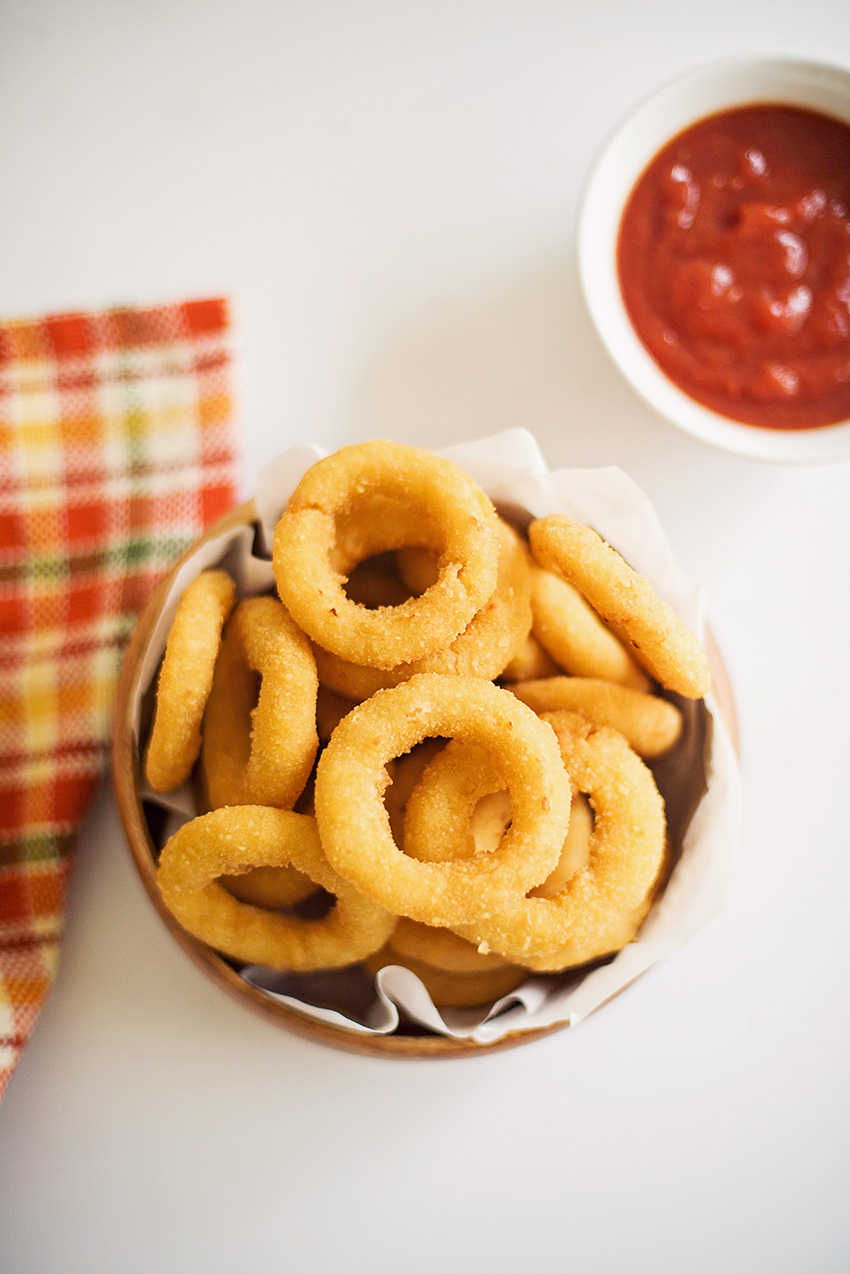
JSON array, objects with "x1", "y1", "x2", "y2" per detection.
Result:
[{"x1": 134, "y1": 430, "x2": 742, "y2": 1044}]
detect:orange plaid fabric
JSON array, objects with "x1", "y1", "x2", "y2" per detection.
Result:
[{"x1": 0, "y1": 298, "x2": 237, "y2": 1099}]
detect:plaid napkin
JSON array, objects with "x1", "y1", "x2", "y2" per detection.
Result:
[{"x1": 0, "y1": 298, "x2": 237, "y2": 1100}]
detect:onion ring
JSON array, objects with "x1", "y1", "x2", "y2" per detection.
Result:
[
  {"x1": 145, "y1": 569, "x2": 236, "y2": 792},
  {"x1": 313, "y1": 520, "x2": 532, "y2": 699},
  {"x1": 529, "y1": 561, "x2": 650, "y2": 691},
  {"x1": 529, "y1": 515, "x2": 711, "y2": 698},
  {"x1": 197, "y1": 618, "x2": 253, "y2": 808},
  {"x1": 313, "y1": 673, "x2": 572, "y2": 927},
  {"x1": 402, "y1": 735, "x2": 648, "y2": 968},
  {"x1": 273, "y1": 441, "x2": 500, "y2": 669},
  {"x1": 452, "y1": 711, "x2": 666, "y2": 968},
  {"x1": 199, "y1": 596, "x2": 318, "y2": 809},
  {"x1": 509, "y1": 676, "x2": 682, "y2": 758},
  {"x1": 157, "y1": 805, "x2": 395, "y2": 970}
]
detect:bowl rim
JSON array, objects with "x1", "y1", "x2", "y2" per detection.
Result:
[
  {"x1": 577, "y1": 54, "x2": 850, "y2": 463},
  {"x1": 112, "y1": 501, "x2": 739, "y2": 1059}
]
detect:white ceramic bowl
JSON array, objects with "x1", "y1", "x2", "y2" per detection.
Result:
[{"x1": 577, "y1": 57, "x2": 850, "y2": 463}]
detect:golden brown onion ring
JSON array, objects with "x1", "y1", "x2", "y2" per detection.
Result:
[
  {"x1": 273, "y1": 441, "x2": 500, "y2": 670},
  {"x1": 529, "y1": 515, "x2": 711, "y2": 698},
  {"x1": 453, "y1": 712, "x2": 666, "y2": 969},
  {"x1": 313, "y1": 520, "x2": 532, "y2": 699},
  {"x1": 313, "y1": 673, "x2": 572, "y2": 928},
  {"x1": 199, "y1": 596, "x2": 318, "y2": 809},
  {"x1": 198, "y1": 618, "x2": 254, "y2": 807},
  {"x1": 530, "y1": 562, "x2": 650, "y2": 691},
  {"x1": 145, "y1": 570, "x2": 236, "y2": 792},
  {"x1": 509, "y1": 676, "x2": 682, "y2": 758},
  {"x1": 157, "y1": 806, "x2": 395, "y2": 970}
]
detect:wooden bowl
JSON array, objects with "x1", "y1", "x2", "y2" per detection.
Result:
[{"x1": 113, "y1": 500, "x2": 738, "y2": 1059}]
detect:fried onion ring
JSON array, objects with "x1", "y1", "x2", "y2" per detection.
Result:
[
  {"x1": 529, "y1": 515, "x2": 711, "y2": 698},
  {"x1": 529, "y1": 562, "x2": 650, "y2": 691},
  {"x1": 313, "y1": 520, "x2": 532, "y2": 699},
  {"x1": 452, "y1": 712, "x2": 666, "y2": 968},
  {"x1": 145, "y1": 569, "x2": 236, "y2": 792},
  {"x1": 313, "y1": 673, "x2": 572, "y2": 927},
  {"x1": 157, "y1": 806, "x2": 395, "y2": 970},
  {"x1": 509, "y1": 676, "x2": 682, "y2": 758},
  {"x1": 198, "y1": 619, "x2": 253, "y2": 808},
  {"x1": 273, "y1": 441, "x2": 500, "y2": 669},
  {"x1": 199, "y1": 596, "x2": 318, "y2": 809}
]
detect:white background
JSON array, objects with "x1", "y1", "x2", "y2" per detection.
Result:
[{"x1": 2, "y1": 3, "x2": 849, "y2": 1271}]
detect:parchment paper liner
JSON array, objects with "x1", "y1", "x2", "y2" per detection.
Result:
[{"x1": 131, "y1": 430, "x2": 742, "y2": 1044}]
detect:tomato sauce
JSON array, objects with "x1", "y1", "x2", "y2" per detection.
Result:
[{"x1": 617, "y1": 105, "x2": 850, "y2": 430}]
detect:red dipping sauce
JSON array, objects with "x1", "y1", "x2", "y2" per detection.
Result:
[{"x1": 617, "y1": 105, "x2": 850, "y2": 430}]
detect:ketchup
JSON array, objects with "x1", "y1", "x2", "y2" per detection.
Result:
[{"x1": 617, "y1": 105, "x2": 850, "y2": 429}]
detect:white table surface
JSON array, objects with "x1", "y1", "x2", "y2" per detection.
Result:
[{"x1": 2, "y1": 3, "x2": 849, "y2": 1271}]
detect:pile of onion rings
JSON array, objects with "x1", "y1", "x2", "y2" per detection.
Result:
[{"x1": 146, "y1": 440, "x2": 710, "y2": 1012}]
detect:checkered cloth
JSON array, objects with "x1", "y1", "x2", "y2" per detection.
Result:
[{"x1": 0, "y1": 298, "x2": 237, "y2": 1100}]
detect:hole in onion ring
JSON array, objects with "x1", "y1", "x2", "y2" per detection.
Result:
[{"x1": 343, "y1": 552, "x2": 413, "y2": 609}]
